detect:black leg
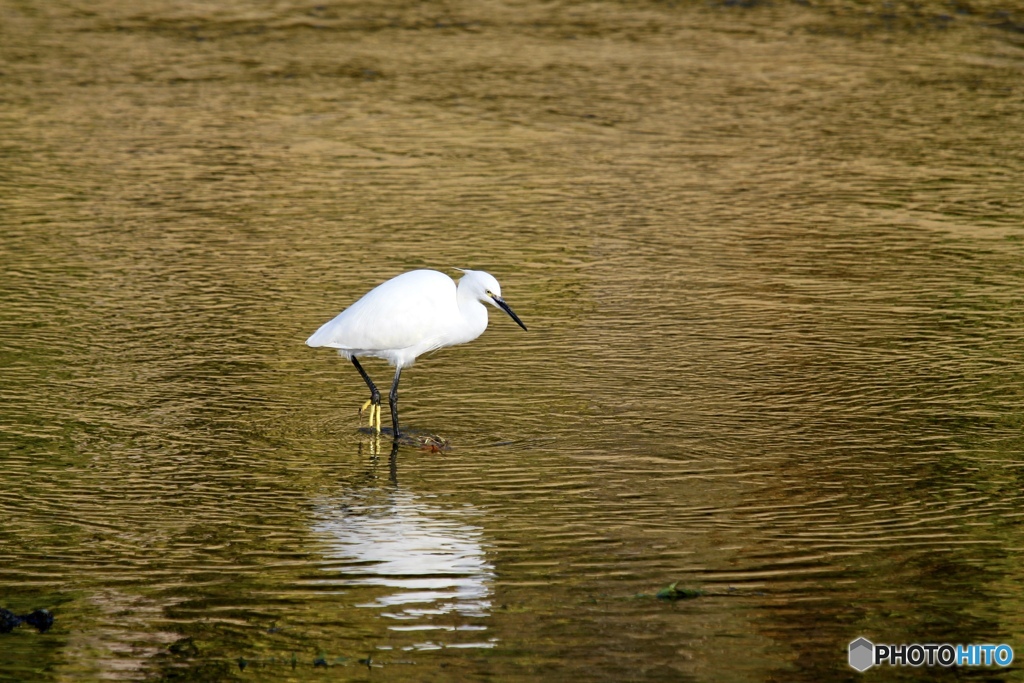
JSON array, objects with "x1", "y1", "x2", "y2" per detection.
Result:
[
  {"x1": 389, "y1": 367, "x2": 402, "y2": 439},
  {"x1": 351, "y1": 357, "x2": 380, "y2": 406}
]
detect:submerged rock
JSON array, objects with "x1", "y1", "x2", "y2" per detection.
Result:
[{"x1": 0, "y1": 608, "x2": 54, "y2": 633}]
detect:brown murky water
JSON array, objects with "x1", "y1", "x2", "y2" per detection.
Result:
[{"x1": 3, "y1": 0, "x2": 1024, "y2": 680}]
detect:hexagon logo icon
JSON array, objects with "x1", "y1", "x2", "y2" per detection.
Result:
[{"x1": 849, "y1": 637, "x2": 875, "y2": 672}]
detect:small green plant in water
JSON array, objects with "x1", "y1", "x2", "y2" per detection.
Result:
[{"x1": 656, "y1": 582, "x2": 704, "y2": 601}]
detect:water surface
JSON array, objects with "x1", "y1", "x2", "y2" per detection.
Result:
[{"x1": 2, "y1": 0, "x2": 1024, "y2": 680}]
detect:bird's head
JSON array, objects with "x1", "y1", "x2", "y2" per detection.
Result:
[{"x1": 456, "y1": 269, "x2": 528, "y2": 331}]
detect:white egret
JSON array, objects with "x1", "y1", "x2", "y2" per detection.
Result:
[{"x1": 306, "y1": 269, "x2": 527, "y2": 439}]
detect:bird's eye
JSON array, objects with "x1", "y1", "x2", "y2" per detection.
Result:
[{"x1": 485, "y1": 290, "x2": 493, "y2": 297}]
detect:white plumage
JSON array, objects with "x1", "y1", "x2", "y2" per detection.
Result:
[{"x1": 307, "y1": 269, "x2": 527, "y2": 439}]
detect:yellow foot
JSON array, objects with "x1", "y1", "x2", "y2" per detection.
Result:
[{"x1": 359, "y1": 400, "x2": 382, "y2": 434}]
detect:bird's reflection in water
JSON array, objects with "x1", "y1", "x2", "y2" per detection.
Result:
[{"x1": 312, "y1": 445, "x2": 496, "y2": 650}]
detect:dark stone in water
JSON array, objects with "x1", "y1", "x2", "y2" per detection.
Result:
[
  {"x1": 0, "y1": 609, "x2": 21, "y2": 633},
  {"x1": 0, "y1": 607, "x2": 54, "y2": 633},
  {"x1": 22, "y1": 609, "x2": 54, "y2": 633}
]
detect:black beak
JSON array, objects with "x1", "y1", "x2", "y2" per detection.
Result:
[{"x1": 493, "y1": 296, "x2": 528, "y2": 331}]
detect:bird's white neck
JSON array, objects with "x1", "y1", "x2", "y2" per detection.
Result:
[{"x1": 454, "y1": 281, "x2": 489, "y2": 344}]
